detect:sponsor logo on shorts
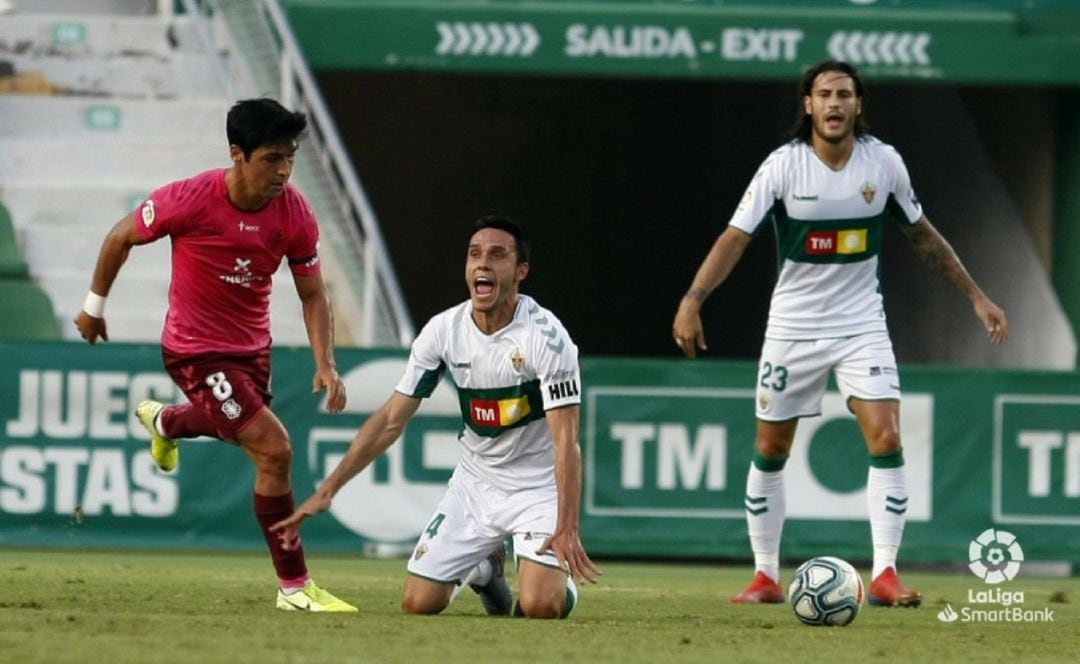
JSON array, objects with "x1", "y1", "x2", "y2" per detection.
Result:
[
  {"x1": 522, "y1": 531, "x2": 552, "y2": 541},
  {"x1": 221, "y1": 398, "x2": 242, "y2": 420},
  {"x1": 413, "y1": 543, "x2": 428, "y2": 561}
]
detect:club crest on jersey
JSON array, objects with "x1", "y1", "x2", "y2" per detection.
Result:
[
  {"x1": 141, "y1": 199, "x2": 155, "y2": 227},
  {"x1": 510, "y1": 347, "x2": 525, "y2": 373},
  {"x1": 860, "y1": 181, "x2": 877, "y2": 204}
]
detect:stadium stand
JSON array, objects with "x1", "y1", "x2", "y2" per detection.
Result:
[
  {"x1": 0, "y1": 279, "x2": 60, "y2": 341},
  {"x1": 0, "y1": 0, "x2": 412, "y2": 347},
  {"x1": 0, "y1": 202, "x2": 29, "y2": 278}
]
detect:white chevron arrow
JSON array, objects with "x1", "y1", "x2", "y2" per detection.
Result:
[
  {"x1": 433, "y1": 22, "x2": 541, "y2": 57},
  {"x1": 485, "y1": 23, "x2": 505, "y2": 55},
  {"x1": 827, "y1": 30, "x2": 932, "y2": 67},
  {"x1": 520, "y1": 23, "x2": 540, "y2": 55},
  {"x1": 468, "y1": 23, "x2": 489, "y2": 55},
  {"x1": 435, "y1": 22, "x2": 455, "y2": 55}
]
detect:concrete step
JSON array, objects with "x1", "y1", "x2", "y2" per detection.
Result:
[
  {"x1": 0, "y1": 13, "x2": 171, "y2": 58},
  {"x1": 0, "y1": 184, "x2": 151, "y2": 232},
  {"x1": 0, "y1": 96, "x2": 228, "y2": 139},
  {"x1": 0, "y1": 136, "x2": 225, "y2": 185},
  {"x1": 0, "y1": 50, "x2": 227, "y2": 98},
  {"x1": 4, "y1": 1, "x2": 158, "y2": 16}
]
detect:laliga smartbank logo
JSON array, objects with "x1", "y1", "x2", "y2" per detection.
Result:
[
  {"x1": 968, "y1": 528, "x2": 1023, "y2": 584},
  {"x1": 937, "y1": 528, "x2": 1054, "y2": 624}
]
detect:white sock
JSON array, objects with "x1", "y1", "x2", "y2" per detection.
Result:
[
  {"x1": 562, "y1": 576, "x2": 578, "y2": 619},
  {"x1": 868, "y1": 465, "x2": 908, "y2": 578},
  {"x1": 449, "y1": 557, "x2": 493, "y2": 603},
  {"x1": 745, "y1": 462, "x2": 785, "y2": 583}
]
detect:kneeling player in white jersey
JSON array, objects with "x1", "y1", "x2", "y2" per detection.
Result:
[
  {"x1": 273, "y1": 216, "x2": 602, "y2": 618},
  {"x1": 672, "y1": 60, "x2": 1009, "y2": 607}
]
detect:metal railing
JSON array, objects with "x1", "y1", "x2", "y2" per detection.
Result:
[
  {"x1": 178, "y1": 0, "x2": 414, "y2": 347},
  {"x1": 260, "y1": 0, "x2": 414, "y2": 346}
]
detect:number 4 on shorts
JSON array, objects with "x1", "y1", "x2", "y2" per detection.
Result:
[{"x1": 425, "y1": 513, "x2": 446, "y2": 538}]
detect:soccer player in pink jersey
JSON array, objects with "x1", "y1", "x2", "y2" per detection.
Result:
[{"x1": 74, "y1": 98, "x2": 356, "y2": 612}]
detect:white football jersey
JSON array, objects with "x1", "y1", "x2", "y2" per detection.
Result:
[
  {"x1": 730, "y1": 137, "x2": 923, "y2": 340},
  {"x1": 396, "y1": 294, "x2": 581, "y2": 492}
]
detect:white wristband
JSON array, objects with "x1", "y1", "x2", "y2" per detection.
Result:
[{"x1": 83, "y1": 291, "x2": 106, "y2": 318}]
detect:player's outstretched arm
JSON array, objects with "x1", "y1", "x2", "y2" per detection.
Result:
[
  {"x1": 900, "y1": 216, "x2": 1009, "y2": 345},
  {"x1": 672, "y1": 226, "x2": 753, "y2": 357},
  {"x1": 537, "y1": 405, "x2": 603, "y2": 584},
  {"x1": 293, "y1": 273, "x2": 347, "y2": 412},
  {"x1": 271, "y1": 391, "x2": 422, "y2": 550},
  {"x1": 75, "y1": 212, "x2": 147, "y2": 345}
]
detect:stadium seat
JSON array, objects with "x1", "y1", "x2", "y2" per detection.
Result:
[
  {"x1": 0, "y1": 278, "x2": 61, "y2": 340},
  {"x1": 0, "y1": 202, "x2": 30, "y2": 278}
]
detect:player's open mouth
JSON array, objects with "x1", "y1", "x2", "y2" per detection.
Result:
[
  {"x1": 825, "y1": 113, "x2": 844, "y2": 128},
  {"x1": 474, "y1": 277, "x2": 494, "y2": 296}
]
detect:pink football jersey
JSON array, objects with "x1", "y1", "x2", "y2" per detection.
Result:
[{"x1": 134, "y1": 169, "x2": 320, "y2": 355}]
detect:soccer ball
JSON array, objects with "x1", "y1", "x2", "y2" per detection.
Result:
[{"x1": 788, "y1": 556, "x2": 865, "y2": 626}]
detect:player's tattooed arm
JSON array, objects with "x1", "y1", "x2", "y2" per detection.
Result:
[
  {"x1": 901, "y1": 216, "x2": 1009, "y2": 344},
  {"x1": 900, "y1": 217, "x2": 980, "y2": 298},
  {"x1": 684, "y1": 287, "x2": 711, "y2": 302}
]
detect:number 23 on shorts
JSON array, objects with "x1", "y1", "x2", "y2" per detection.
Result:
[{"x1": 759, "y1": 361, "x2": 788, "y2": 392}]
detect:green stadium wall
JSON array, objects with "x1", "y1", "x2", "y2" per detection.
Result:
[{"x1": 1, "y1": 342, "x2": 1077, "y2": 568}]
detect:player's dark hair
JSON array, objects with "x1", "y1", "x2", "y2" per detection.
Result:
[
  {"x1": 789, "y1": 59, "x2": 869, "y2": 143},
  {"x1": 226, "y1": 98, "x2": 307, "y2": 158},
  {"x1": 472, "y1": 215, "x2": 530, "y2": 264}
]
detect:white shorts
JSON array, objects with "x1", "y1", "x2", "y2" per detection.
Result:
[
  {"x1": 755, "y1": 331, "x2": 901, "y2": 422},
  {"x1": 406, "y1": 467, "x2": 561, "y2": 584}
]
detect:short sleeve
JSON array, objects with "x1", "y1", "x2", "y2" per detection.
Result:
[
  {"x1": 395, "y1": 317, "x2": 446, "y2": 399},
  {"x1": 530, "y1": 313, "x2": 581, "y2": 411},
  {"x1": 728, "y1": 149, "x2": 785, "y2": 236},
  {"x1": 286, "y1": 191, "x2": 321, "y2": 276},
  {"x1": 134, "y1": 178, "x2": 203, "y2": 242},
  {"x1": 884, "y1": 147, "x2": 924, "y2": 225}
]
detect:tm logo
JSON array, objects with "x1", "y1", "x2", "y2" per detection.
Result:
[{"x1": 968, "y1": 528, "x2": 1024, "y2": 584}]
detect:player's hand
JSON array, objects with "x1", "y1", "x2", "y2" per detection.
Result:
[
  {"x1": 537, "y1": 527, "x2": 603, "y2": 584},
  {"x1": 270, "y1": 492, "x2": 332, "y2": 551},
  {"x1": 74, "y1": 310, "x2": 109, "y2": 345},
  {"x1": 672, "y1": 299, "x2": 707, "y2": 358},
  {"x1": 313, "y1": 366, "x2": 347, "y2": 412},
  {"x1": 974, "y1": 296, "x2": 1009, "y2": 345}
]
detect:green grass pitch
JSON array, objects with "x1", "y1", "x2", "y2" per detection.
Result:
[{"x1": 0, "y1": 549, "x2": 1073, "y2": 663}]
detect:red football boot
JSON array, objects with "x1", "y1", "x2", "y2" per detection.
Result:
[
  {"x1": 730, "y1": 571, "x2": 785, "y2": 604},
  {"x1": 868, "y1": 567, "x2": 923, "y2": 607}
]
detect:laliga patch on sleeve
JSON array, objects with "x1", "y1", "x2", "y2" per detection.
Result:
[{"x1": 141, "y1": 199, "x2": 156, "y2": 227}]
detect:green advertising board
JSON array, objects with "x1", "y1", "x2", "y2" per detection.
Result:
[
  {"x1": 280, "y1": 0, "x2": 1080, "y2": 84},
  {"x1": 1, "y1": 342, "x2": 1078, "y2": 568}
]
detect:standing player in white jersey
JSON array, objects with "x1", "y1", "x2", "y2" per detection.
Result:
[
  {"x1": 273, "y1": 216, "x2": 602, "y2": 618},
  {"x1": 672, "y1": 60, "x2": 1009, "y2": 607}
]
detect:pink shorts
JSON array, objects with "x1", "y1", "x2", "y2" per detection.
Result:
[{"x1": 163, "y1": 348, "x2": 272, "y2": 442}]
